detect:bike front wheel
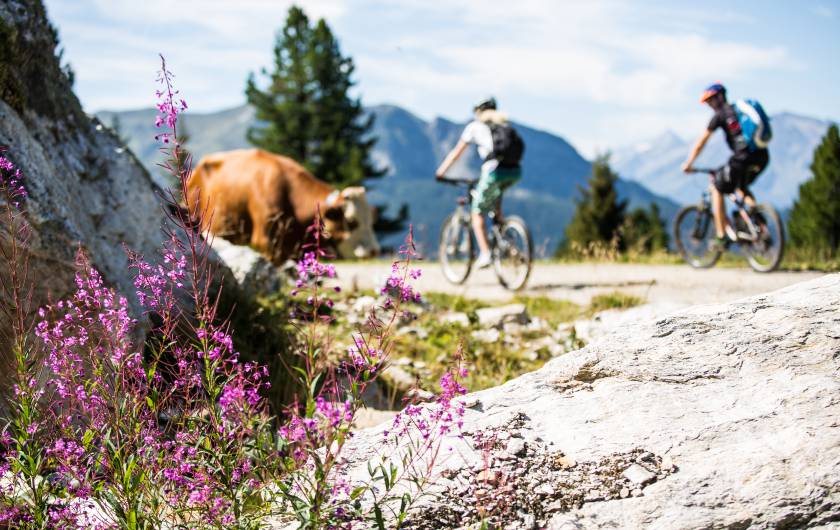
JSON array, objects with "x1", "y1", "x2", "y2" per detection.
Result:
[
  {"x1": 674, "y1": 204, "x2": 722, "y2": 269},
  {"x1": 439, "y1": 212, "x2": 473, "y2": 284},
  {"x1": 493, "y1": 216, "x2": 532, "y2": 291},
  {"x1": 744, "y1": 204, "x2": 784, "y2": 273}
]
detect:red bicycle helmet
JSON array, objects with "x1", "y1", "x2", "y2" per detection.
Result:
[{"x1": 700, "y1": 83, "x2": 726, "y2": 103}]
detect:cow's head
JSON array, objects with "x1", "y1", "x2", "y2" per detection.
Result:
[{"x1": 323, "y1": 186, "x2": 380, "y2": 258}]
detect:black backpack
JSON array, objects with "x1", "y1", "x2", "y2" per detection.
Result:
[{"x1": 487, "y1": 122, "x2": 524, "y2": 168}]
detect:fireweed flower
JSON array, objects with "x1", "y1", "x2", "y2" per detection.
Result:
[
  {"x1": 154, "y1": 55, "x2": 188, "y2": 145},
  {"x1": 380, "y1": 226, "x2": 422, "y2": 305},
  {"x1": 0, "y1": 148, "x2": 27, "y2": 209},
  {"x1": 387, "y1": 357, "x2": 469, "y2": 441}
]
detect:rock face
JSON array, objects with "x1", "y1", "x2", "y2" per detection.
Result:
[
  {"x1": 0, "y1": 1, "x2": 253, "y2": 405},
  {"x1": 348, "y1": 274, "x2": 840, "y2": 528},
  {"x1": 0, "y1": 1, "x2": 171, "y2": 355}
]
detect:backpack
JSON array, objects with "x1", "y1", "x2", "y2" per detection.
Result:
[
  {"x1": 733, "y1": 99, "x2": 772, "y2": 151},
  {"x1": 487, "y1": 122, "x2": 525, "y2": 168}
]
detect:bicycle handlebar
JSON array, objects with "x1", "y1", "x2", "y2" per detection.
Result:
[
  {"x1": 685, "y1": 167, "x2": 718, "y2": 175},
  {"x1": 436, "y1": 175, "x2": 478, "y2": 186}
]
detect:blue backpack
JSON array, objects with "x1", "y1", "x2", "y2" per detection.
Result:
[{"x1": 733, "y1": 99, "x2": 772, "y2": 151}]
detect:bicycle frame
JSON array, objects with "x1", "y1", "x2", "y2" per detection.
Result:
[
  {"x1": 438, "y1": 176, "x2": 505, "y2": 249},
  {"x1": 687, "y1": 168, "x2": 762, "y2": 244}
]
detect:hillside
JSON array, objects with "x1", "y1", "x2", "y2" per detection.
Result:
[
  {"x1": 612, "y1": 113, "x2": 832, "y2": 207},
  {"x1": 97, "y1": 104, "x2": 677, "y2": 256}
]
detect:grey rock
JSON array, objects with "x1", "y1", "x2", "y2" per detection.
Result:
[
  {"x1": 397, "y1": 325, "x2": 429, "y2": 340},
  {"x1": 344, "y1": 274, "x2": 840, "y2": 528},
  {"x1": 352, "y1": 295, "x2": 377, "y2": 315},
  {"x1": 471, "y1": 328, "x2": 501, "y2": 343},
  {"x1": 475, "y1": 303, "x2": 529, "y2": 328},
  {"x1": 210, "y1": 236, "x2": 281, "y2": 294},
  {"x1": 442, "y1": 311, "x2": 470, "y2": 326},
  {"x1": 0, "y1": 2, "x2": 232, "y2": 407}
]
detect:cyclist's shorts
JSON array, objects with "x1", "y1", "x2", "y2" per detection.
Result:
[
  {"x1": 713, "y1": 149, "x2": 769, "y2": 194},
  {"x1": 471, "y1": 166, "x2": 521, "y2": 214}
]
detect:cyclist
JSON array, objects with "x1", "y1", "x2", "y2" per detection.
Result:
[
  {"x1": 435, "y1": 97, "x2": 522, "y2": 269},
  {"x1": 681, "y1": 83, "x2": 769, "y2": 249}
]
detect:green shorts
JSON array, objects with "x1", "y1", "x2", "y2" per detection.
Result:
[{"x1": 471, "y1": 166, "x2": 522, "y2": 214}]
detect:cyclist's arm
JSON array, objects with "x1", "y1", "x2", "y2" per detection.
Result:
[
  {"x1": 682, "y1": 129, "x2": 712, "y2": 172},
  {"x1": 436, "y1": 140, "x2": 469, "y2": 178}
]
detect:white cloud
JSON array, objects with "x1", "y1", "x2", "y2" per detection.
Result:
[{"x1": 45, "y1": 0, "x2": 810, "y2": 156}]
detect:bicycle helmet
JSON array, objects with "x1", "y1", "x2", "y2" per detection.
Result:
[
  {"x1": 473, "y1": 96, "x2": 497, "y2": 112},
  {"x1": 700, "y1": 83, "x2": 726, "y2": 103}
]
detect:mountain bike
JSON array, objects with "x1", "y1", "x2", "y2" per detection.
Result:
[
  {"x1": 436, "y1": 176, "x2": 533, "y2": 290},
  {"x1": 673, "y1": 168, "x2": 784, "y2": 272}
]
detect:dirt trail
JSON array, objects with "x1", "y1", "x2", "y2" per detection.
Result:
[{"x1": 334, "y1": 262, "x2": 825, "y2": 307}]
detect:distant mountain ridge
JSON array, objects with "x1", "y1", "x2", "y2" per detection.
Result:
[
  {"x1": 97, "y1": 104, "x2": 679, "y2": 256},
  {"x1": 612, "y1": 113, "x2": 833, "y2": 208}
]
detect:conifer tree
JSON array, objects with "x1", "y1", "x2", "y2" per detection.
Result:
[
  {"x1": 245, "y1": 6, "x2": 383, "y2": 188},
  {"x1": 623, "y1": 203, "x2": 668, "y2": 253},
  {"x1": 563, "y1": 154, "x2": 627, "y2": 252},
  {"x1": 787, "y1": 124, "x2": 840, "y2": 258}
]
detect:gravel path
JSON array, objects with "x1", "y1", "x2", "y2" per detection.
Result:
[{"x1": 334, "y1": 261, "x2": 824, "y2": 306}]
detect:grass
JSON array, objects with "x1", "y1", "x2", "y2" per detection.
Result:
[
  {"x1": 587, "y1": 291, "x2": 646, "y2": 315},
  {"x1": 323, "y1": 287, "x2": 654, "y2": 394},
  {"x1": 548, "y1": 248, "x2": 839, "y2": 272},
  {"x1": 512, "y1": 295, "x2": 580, "y2": 326}
]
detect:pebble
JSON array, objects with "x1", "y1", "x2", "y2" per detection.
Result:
[
  {"x1": 623, "y1": 463, "x2": 656, "y2": 486},
  {"x1": 620, "y1": 487, "x2": 630, "y2": 498},
  {"x1": 477, "y1": 470, "x2": 499, "y2": 485},
  {"x1": 506, "y1": 438, "x2": 527, "y2": 457},
  {"x1": 556, "y1": 455, "x2": 576, "y2": 469},
  {"x1": 534, "y1": 482, "x2": 555, "y2": 496},
  {"x1": 520, "y1": 513, "x2": 536, "y2": 528}
]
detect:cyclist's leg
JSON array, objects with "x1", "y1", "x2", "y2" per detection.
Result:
[
  {"x1": 493, "y1": 168, "x2": 522, "y2": 223},
  {"x1": 711, "y1": 163, "x2": 737, "y2": 239},
  {"x1": 471, "y1": 169, "x2": 496, "y2": 258},
  {"x1": 740, "y1": 149, "x2": 769, "y2": 208}
]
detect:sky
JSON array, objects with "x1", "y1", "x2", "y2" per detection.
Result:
[{"x1": 44, "y1": 0, "x2": 840, "y2": 158}]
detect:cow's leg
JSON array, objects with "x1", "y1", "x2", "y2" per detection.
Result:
[{"x1": 250, "y1": 218, "x2": 270, "y2": 253}]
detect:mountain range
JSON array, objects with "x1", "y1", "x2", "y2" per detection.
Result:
[
  {"x1": 97, "y1": 105, "x2": 831, "y2": 256},
  {"x1": 611, "y1": 113, "x2": 832, "y2": 208},
  {"x1": 97, "y1": 104, "x2": 677, "y2": 257}
]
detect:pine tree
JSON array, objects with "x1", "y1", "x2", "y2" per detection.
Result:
[
  {"x1": 787, "y1": 124, "x2": 840, "y2": 258},
  {"x1": 562, "y1": 154, "x2": 627, "y2": 254},
  {"x1": 245, "y1": 6, "x2": 383, "y2": 188}
]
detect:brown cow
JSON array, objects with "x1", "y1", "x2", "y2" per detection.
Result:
[{"x1": 185, "y1": 149, "x2": 379, "y2": 263}]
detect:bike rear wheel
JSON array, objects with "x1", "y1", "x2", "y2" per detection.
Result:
[
  {"x1": 493, "y1": 215, "x2": 532, "y2": 291},
  {"x1": 439, "y1": 212, "x2": 473, "y2": 284},
  {"x1": 674, "y1": 204, "x2": 722, "y2": 268},
  {"x1": 744, "y1": 204, "x2": 784, "y2": 273}
]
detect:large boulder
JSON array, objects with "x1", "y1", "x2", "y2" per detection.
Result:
[
  {"x1": 345, "y1": 274, "x2": 840, "y2": 528},
  {"x1": 0, "y1": 1, "x2": 255, "y2": 406},
  {"x1": 1, "y1": 1, "x2": 172, "y2": 339}
]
